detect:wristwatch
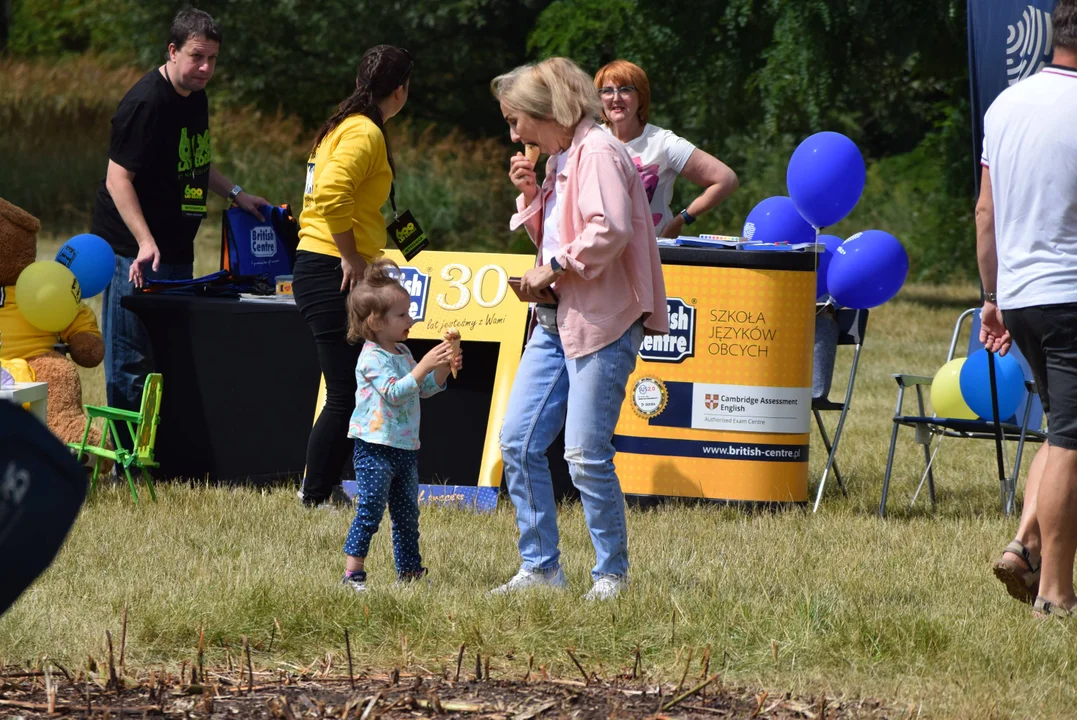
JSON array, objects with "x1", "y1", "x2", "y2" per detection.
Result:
[
  {"x1": 550, "y1": 256, "x2": 565, "y2": 275},
  {"x1": 228, "y1": 185, "x2": 244, "y2": 202},
  {"x1": 984, "y1": 291, "x2": 997, "y2": 303},
  {"x1": 680, "y1": 208, "x2": 696, "y2": 225}
]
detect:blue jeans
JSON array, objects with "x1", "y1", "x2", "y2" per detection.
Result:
[
  {"x1": 500, "y1": 321, "x2": 644, "y2": 581},
  {"x1": 102, "y1": 255, "x2": 193, "y2": 416},
  {"x1": 343, "y1": 439, "x2": 423, "y2": 576}
]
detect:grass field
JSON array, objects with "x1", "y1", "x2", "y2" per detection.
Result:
[{"x1": 2, "y1": 230, "x2": 1068, "y2": 719}]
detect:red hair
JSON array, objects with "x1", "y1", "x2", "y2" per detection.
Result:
[{"x1": 594, "y1": 59, "x2": 651, "y2": 124}]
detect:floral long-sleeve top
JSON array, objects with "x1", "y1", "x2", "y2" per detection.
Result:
[{"x1": 347, "y1": 341, "x2": 444, "y2": 450}]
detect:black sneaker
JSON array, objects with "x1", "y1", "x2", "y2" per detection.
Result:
[
  {"x1": 298, "y1": 486, "x2": 353, "y2": 509},
  {"x1": 341, "y1": 570, "x2": 367, "y2": 593}
]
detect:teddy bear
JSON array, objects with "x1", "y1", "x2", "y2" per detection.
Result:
[{"x1": 0, "y1": 196, "x2": 109, "y2": 459}]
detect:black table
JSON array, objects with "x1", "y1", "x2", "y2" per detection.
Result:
[
  {"x1": 122, "y1": 293, "x2": 570, "y2": 491},
  {"x1": 123, "y1": 294, "x2": 322, "y2": 483}
]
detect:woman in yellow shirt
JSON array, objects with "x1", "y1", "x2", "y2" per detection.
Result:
[{"x1": 294, "y1": 45, "x2": 412, "y2": 507}]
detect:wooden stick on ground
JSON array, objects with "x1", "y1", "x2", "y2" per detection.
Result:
[
  {"x1": 243, "y1": 636, "x2": 254, "y2": 694},
  {"x1": 565, "y1": 649, "x2": 590, "y2": 685},
  {"x1": 345, "y1": 628, "x2": 355, "y2": 689},
  {"x1": 674, "y1": 647, "x2": 694, "y2": 695},
  {"x1": 751, "y1": 690, "x2": 769, "y2": 719},
  {"x1": 105, "y1": 630, "x2": 119, "y2": 692},
  {"x1": 661, "y1": 673, "x2": 721, "y2": 712},
  {"x1": 454, "y1": 644, "x2": 465, "y2": 682},
  {"x1": 119, "y1": 605, "x2": 128, "y2": 677}
]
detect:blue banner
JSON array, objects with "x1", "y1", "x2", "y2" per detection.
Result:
[
  {"x1": 969, "y1": 0, "x2": 1057, "y2": 188},
  {"x1": 341, "y1": 481, "x2": 499, "y2": 513},
  {"x1": 612, "y1": 435, "x2": 809, "y2": 463}
]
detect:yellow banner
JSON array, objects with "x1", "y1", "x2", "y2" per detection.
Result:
[
  {"x1": 613, "y1": 264, "x2": 816, "y2": 502},
  {"x1": 313, "y1": 250, "x2": 536, "y2": 489}
]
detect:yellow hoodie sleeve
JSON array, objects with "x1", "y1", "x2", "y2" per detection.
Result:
[
  {"x1": 316, "y1": 123, "x2": 384, "y2": 236},
  {"x1": 59, "y1": 304, "x2": 101, "y2": 344}
]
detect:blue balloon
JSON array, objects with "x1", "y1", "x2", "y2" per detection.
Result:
[
  {"x1": 55, "y1": 234, "x2": 115, "y2": 298},
  {"x1": 959, "y1": 349, "x2": 1025, "y2": 422},
  {"x1": 815, "y1": 234, "x2": 843, "y2": 299},
  {"x1": 741, "y1": 196, "x2": 815, "y2": 246},
  {"x1": 826, "y1": 230, "x2": 908, "y2": 309},
  {"x1": 787, "y1": 131, "x2": 866, "y2": 228}
]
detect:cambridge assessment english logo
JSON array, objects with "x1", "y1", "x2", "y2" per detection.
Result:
[
  {"x1": 639, "y1": 298, "x2": 695, "y2": 363},
  {"x1": 704, "y1": 393, "x2": 720, "y2": 410},
  {"x1": 1007, "y1": 4, "x2": 1053, "y2": 86},
  {"x1": 394, "y1": 267, "x2": 431, "y2": 322}
]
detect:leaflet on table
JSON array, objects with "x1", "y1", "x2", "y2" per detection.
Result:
[{"x1": 658, "y1": 235, "x2": 823, "y2": 252}]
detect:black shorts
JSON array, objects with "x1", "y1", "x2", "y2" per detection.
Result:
[{"x1": 1003, "y1": 303, "x2": 1077, "y2": 450}]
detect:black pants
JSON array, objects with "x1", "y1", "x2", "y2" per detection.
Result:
[{"x1": 293, "y1": 250, "x2": 361, "y2": 502}]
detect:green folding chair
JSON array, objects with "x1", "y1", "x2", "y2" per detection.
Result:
[{"x1": 69, "y1": 373, "x2": 163, "y2": 503}]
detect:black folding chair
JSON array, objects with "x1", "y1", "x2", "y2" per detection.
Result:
[
  {"x1": 812, "y1": 307, "x2": 869, "y2": 512},
  {"x1": 879, "y1": 308, "x2": 1046, "y2": 517}
]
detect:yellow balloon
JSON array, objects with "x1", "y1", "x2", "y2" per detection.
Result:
[
  {"x1": 15, "y1": 261, "x2": 81, "y2": 332},
  {"x1": 931, "y1": 357, "x2": 977, "y2": 420}
]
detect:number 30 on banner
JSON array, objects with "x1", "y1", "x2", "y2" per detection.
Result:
[{"x1": 436, "y1": 263, "x2": 509, "y2": 311}]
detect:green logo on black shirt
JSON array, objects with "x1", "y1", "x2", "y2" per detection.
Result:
[
  {"x1": 178, "y1": 128, "x2": 211, "y2": 172},
  {"x1": 178, "y1": 128, "x2": 192, "y2": 172}
]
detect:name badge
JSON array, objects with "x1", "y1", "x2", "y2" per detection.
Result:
[{"x1": 386, "y1": 210, "x2": 429, "y2": 261}]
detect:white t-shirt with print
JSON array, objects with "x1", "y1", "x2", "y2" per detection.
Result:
[
  {"x1": 541, "y1": 151, "x2": 567, "y2": 264},
  {"x1": 982, "y1": 65, "x2": 1077, "y2": 309},
  {"x1": 607, "y1": 123, "x2": 696, "y2": 235}
]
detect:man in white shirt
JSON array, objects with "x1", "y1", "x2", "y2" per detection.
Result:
[{"x1": 979, "y1": 0, "x2": 1077, "y2": 619}]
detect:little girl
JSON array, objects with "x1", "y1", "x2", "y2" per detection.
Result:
[{"x1": 341, "y1": 259, "x2": 461, "y2": 591}]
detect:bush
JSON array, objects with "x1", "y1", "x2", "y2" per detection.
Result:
[{"x1": 0, "y1": 57, "x2": 522, "y2": 253}]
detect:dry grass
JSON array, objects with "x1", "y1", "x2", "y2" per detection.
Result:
[{"x1": 7, "y1": 234, "x2": 1069, "y2": 718}]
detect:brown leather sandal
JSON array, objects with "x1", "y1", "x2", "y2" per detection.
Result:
[
  {"x1": 992, "y1": 539, "x2": 1040, "y2": 604},
  {"x1": 1033, "y1": 596, "x2": 1074, "y2": 619}
]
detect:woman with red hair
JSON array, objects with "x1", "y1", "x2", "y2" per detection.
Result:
[{"x1": 595, "y1": 60, "x2": 738, "y2": 237}]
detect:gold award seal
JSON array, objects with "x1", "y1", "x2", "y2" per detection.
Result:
[{"x1": 632, "y1": 377, "x2": 667, "y2": 419}]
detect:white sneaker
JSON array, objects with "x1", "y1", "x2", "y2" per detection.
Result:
[
  {"x1": 583, "y1": 575, "x2": 626, "y2": 601},
  {"x1": 489, "y1": 566, "x2": 568, "y2": 595}
]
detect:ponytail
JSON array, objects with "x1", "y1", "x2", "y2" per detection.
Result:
[{"x1": 311, "y1": 45, "x2": 413, "y2": 176}]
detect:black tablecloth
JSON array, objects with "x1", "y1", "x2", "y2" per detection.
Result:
[
  {"x1": 121, "y1": 293, "x2": 569, "y2": 491},
  {"x1": 123, "y1": 295, "x2": 321, "y2": 483}
]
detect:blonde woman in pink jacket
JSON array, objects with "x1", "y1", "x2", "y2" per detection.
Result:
[{"x1": 489, "y1": 57, "x2": 669, "y2": 601}]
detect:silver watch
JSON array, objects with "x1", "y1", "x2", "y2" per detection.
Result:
[
  {"x1": 985, "y1": 291, "x2": 997, "y2": 303},
  {"x1": 228, "y1": 184, "x2": 243, "y2": 201}
]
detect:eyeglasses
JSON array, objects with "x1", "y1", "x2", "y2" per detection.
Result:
[
  {"x1": 598, "y1": 85, "x2": 637, "y2": 99},
  {"x1": 398, "y1": 47, "x2": 414, "y2": 84}
]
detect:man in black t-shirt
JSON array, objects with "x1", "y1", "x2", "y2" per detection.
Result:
[{"x1": 92, "y1": 8, "x2": 268, "y2": 416}]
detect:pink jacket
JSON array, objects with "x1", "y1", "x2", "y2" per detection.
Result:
[{"x1": 510, "y1": 118, "x2": 669, "y2": 359}]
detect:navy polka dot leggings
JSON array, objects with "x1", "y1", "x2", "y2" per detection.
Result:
[{"x1": 343, "y1": 439, "x2": 423, "y2": 575}]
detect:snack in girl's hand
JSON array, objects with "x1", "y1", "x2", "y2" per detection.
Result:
[
  {"x1": 444, "y1": 327, "x2": 462, "y2": 379},
  {"x1": 524, "y1": 143, "x2": 540, "y2": 165}
]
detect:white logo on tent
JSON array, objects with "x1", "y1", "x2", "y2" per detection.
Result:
[{"x1": 1007, "y1": 4, "x2": 1053, "y2": 85}]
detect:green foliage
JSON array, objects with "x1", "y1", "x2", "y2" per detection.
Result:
[
  {"x1": 7, "y1": 0, "x2": 551, "y2": 136},
  {"x1": 4, "y1": 0, "x2": 983, "y2": 280},
  {"x1": 0, "y1": 57, "x2": 518, "y2": 253},
  {"x1": 528, "y1": 0, "x2": 977, "y2": 281}
]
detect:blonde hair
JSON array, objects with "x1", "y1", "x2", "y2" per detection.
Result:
[
  {"x1": 594, "y1": 59, "x2": 651, "y2": 124},
  {"x1": 491, "y1": 57, "x2": 602, "y2": 128},
  {"x1": 346, "y1": 258, "x2": 410, "y2": 344}
]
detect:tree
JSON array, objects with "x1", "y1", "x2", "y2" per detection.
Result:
[{"x1": 56, "y1": 0, "x2": 552, "y2": 137}]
